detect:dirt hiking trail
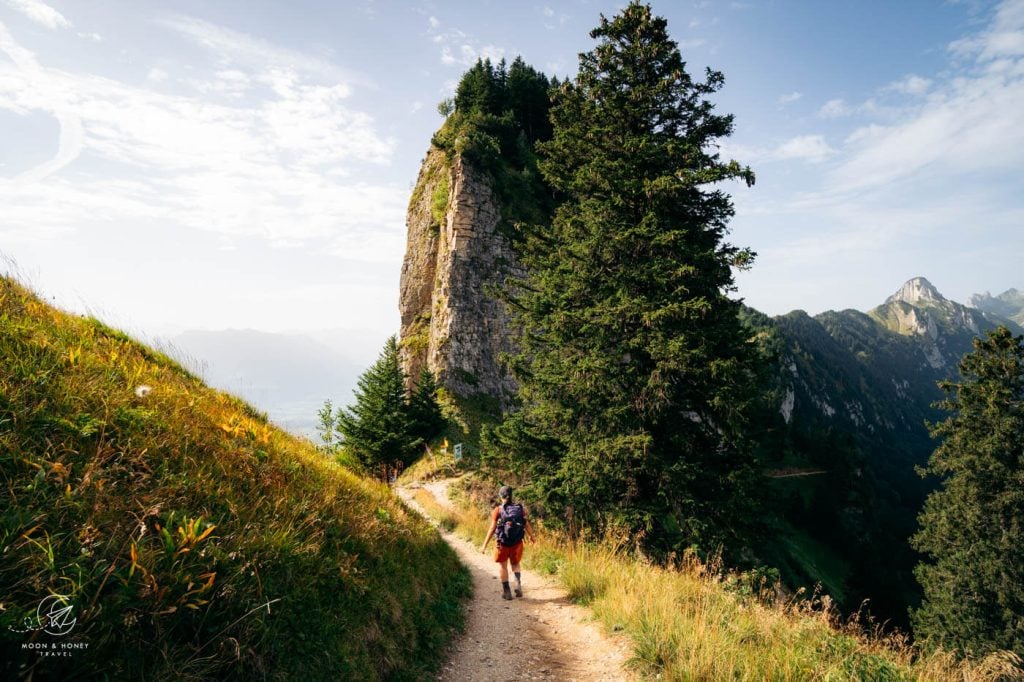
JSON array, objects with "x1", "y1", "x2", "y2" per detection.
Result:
[{"x1": 398, "y1": 478, "x2": 635, "y2": 682}]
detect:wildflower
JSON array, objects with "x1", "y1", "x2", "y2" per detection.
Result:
[{"x1": 134, "y1": 385, "x2": 152, "y2": 398}]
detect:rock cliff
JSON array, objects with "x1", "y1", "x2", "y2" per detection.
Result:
[{"x1": 398, "y1": 147, "x2": 521, "y2": 405}]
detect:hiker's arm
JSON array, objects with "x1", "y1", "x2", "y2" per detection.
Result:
[
  {"x1": 525, "y1": 518, "x2": 536, "y2": 543},
  {"x1": 480, "y1": 509, "x2": 498, "y2": 553}
]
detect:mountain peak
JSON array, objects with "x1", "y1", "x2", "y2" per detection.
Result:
[{"x1": 886, "y1": 277, "x2": 945, "y2": 306}]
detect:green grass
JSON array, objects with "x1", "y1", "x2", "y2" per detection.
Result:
[
  {"x1": 405, "y1": 469, "x2": 1022, "y2": 681},
  {"x1": 778, "y1": 530, "x2": 850, "y2": 606},
  {"x1": 430, "y1": 172, "x2": 450, "y2": 228},
  {"x1": 0, "y1": 276, "x2": 471, "y2": 680}
]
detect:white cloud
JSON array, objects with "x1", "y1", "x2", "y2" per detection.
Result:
[
  {"x1": 160, "y1": 15, "x2": 370, "y2": 87},
  {"x1": 0, "y1": 23, "x2": 82, "y2": 182},
  {"x1": 440, "y1": 42, "x2": 504, "y2": 67},
  {"x1": 773, "y1": 135, "x2": 835, "y2": 162},
  {"x1": 724, "y1": 134, "x2": 836, "y2": 165},
  {"x1": 949, "y1": 0, "x2": 1024, "y2": 60},
  {"x1": 188, "y1": 68, "x2": 252, "y2": 98},
  {"x1": 428, "y1": 15, "x2": 440, "y2": 30},
  {"x1": 828, "y1": 2, "x2": 1024, "y2": 195},
  {"x1": 818, "y1": 97, "x2": 850, "y2": 118},
  {"x1": 428, "y1": 21, "x2": 505, "y2": 67},
  {"x1": 0, "y1": 17, "x2": 402, "y2": 259},
  {"x1": 4, "y1": 0, "x2": 69, "y2": 30},
  {"x1": 777, "y1": 91, "x2": 802, "y2": 105},
  {"x1": 886, "y1": 74, "x2": 931, "y2": 95},
  {"x1": 539, "y1": 5, "x2": 569, "y2": 30}
]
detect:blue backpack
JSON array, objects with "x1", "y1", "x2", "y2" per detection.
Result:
[{"x1": 496, "y1": 503, "x2": 526, "y2": 546}]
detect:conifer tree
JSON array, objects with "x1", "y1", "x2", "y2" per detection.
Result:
[
  {"x1": 408, "y1": 368, "x2": 447, "y2": 444},
  {"x1": 336, "y1": 336, "x2": 420, "y2": 472},
  {"x1": 493, "y1": 2, "x2": 760, "y2": 555},
  {"x1": 912, "y1": 326, "x2": 1024, "y2": 656}
]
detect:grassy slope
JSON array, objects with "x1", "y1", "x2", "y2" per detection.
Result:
[
  {"x1": 406, "y1": 467, "x2": 1022, "y2": 681},
  {"x1": 0, "y1": 277, "x2": 470, "y2": 681}
]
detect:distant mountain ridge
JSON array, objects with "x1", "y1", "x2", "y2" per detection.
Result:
[
  {"x1": 164, "y1": 328, "x2": 384, "y2": 437},
  {"x1": 968, "y1": 287, "x2": 1024, "y2": 326},
  {"x1": 772, "y1": 276, "x2": 1018, "y2": 444},
  {"x1": 753, "y1": 276, "x2": 1021, "y2": 623}
]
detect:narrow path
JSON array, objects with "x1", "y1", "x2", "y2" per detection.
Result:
[
  {"x1": 764, "y1": 469, "x2": 827, "y2": 479},
  {"x1": 398, "y1": 479, "x2": 635, "y2": 682}
]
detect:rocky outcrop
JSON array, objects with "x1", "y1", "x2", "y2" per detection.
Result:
[
  {"x1": 885, "y1": 276, "x2": 943, "y2": 306},
  {"x1": 398, "y1": 147, "x2": 521, "y2": 404},
  {"x1": 872, "y1": 277, "x2": 992, "y2": 369}
]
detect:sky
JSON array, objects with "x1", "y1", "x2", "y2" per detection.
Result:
[{"x1": 2, "y1": 0, "x2": 1023, "y2": 361}]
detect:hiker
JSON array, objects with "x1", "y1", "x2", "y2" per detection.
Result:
[{"x1": 480, "y1": 485, "x2": 535, "y2": 600}]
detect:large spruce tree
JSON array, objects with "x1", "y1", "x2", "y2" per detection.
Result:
[
  {"x1": 493, "y1": 2, "x2": 761, "y2": 555},
  {"x1": 912, "y1": 326, "x2": 1024, "y2": 656},
  {"x1": 408, "y1": 368, "x2": 447, "y2": 445},
  {"x1": 337, "y1": 336, "x2": 421, "y2": 473}
]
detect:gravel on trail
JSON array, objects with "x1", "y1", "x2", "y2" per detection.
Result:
[{"x1": 398, "y1": 479, "x2": 636, "y2": 682}]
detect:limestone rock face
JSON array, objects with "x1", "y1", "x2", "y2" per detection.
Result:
[
  {"x1": 398, "y1": 147, "x2": 520, "y2": 404},
  {"x1": 872, "y1": 277, "x2": 998, "y2": 370},
  {"x1": 885, "y1": 276, "x2": 943, "y2": 306}
]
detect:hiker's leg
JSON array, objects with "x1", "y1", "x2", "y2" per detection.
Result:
[
  {"x1": 511, "y1": 542, "x2": 524, "y2": 596},
  {"x1": 498, "y1": 558, "x2": 513, "y2": 599}
]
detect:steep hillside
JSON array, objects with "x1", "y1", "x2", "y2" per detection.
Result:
[{"x1": 0, "y1": 276, "x2": 470, "y2": 680}]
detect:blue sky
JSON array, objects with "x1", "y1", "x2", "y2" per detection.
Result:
[{"x1": 2, "y1": 0, "x2": 1022, "y2": 364}]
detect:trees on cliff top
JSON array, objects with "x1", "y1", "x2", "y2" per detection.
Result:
[
  {"x1": 912, "y1": 325, "x2": 1024, "y2": 656},
  {"x1": 453, "y1": 56, "x2": 552, "y2": 145},
  {"x1": 491, "y1": 2, "x2": 762, "y2": 556},
  {"x1": 434, "y1": 55, "x2": 555, "y2": 237}
]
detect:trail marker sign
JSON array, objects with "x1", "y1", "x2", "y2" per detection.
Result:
[{"x1": 453, "y1": 443, "x2": 463, "y2": 461}]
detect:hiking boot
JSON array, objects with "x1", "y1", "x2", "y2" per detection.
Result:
[
  {"x1": 502, "y1": 589, "x2": 513, "y2": 600},
  {"x1": 514, "y1": 585, "x2": 523, "y2": 598}
]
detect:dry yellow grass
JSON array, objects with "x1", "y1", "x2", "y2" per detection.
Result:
[{"x1": 412, "y1": 478, "x2": 1022, "y2": 681}]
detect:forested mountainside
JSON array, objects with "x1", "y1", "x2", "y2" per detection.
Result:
[{"x1": 748, "y1": 277, "x2": 1021, "y2": 623}]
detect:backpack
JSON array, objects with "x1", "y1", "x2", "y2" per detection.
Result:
[{"x1": 496, "y1": 503, "x2": 526, "y2": 546}]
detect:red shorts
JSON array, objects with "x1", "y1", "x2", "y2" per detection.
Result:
[{"x1": 494, "y1": 541, "x2": 524, "y2": 564}]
